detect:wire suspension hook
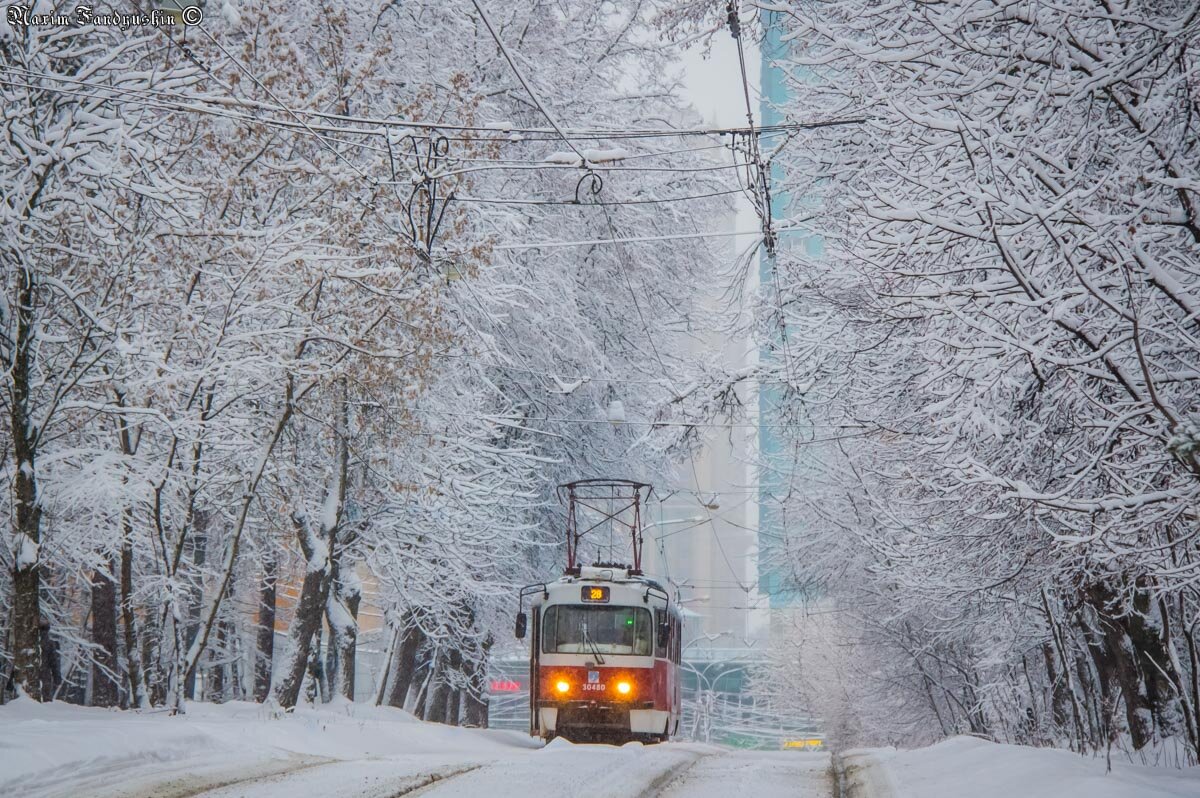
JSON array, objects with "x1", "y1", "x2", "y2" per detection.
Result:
[
  {"x1": 398, "y1": 134, "x2": 456, "y2": 261},
  {"x1": 574, "y1": 170, "x2": 604, "y2": 204}
]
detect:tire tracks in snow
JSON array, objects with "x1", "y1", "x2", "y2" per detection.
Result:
[
  {"x1": 148, "y1": 756, "x2": 337, "y2": 798},
  {"x1": 188, "y1": 759, "x2": 491, "y2": 798},
  {"x1": 14, "y1": 752, "x2": 336, "y2": 798},
  {"x1": 111, "y1": 758, "x2": 488, "y2": 798},
  {"x1": 397, "y1": 741, "x2": 710, "y2": 798},
  {"x1": 636, "y1": 750, "x2": 710, "y2": 798},
  {"x1": 386, "y1": 763, "x2": 486, "y2": 797},
  {"x1": 655, "y1": 750, "x2": 834, "y2": 798}
]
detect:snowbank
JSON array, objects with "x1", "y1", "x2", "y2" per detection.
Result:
[
  {"x1": 0, "y1": 697, "x2": 537, "y2": 798},
  {"x1": 838, "y1": 736, "x2": 1200, "y2": 798}
]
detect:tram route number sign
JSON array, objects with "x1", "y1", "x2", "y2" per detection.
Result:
[{"x1": 581, "y1": 585, "x2": 610, "y2": 603}]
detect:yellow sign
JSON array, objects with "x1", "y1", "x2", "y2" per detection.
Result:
[{"x1": 580, "y1": 585, "x2": 610, "y2": 603}]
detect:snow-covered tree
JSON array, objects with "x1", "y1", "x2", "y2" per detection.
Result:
[
  {"x1": 717, "y1": 0, "x2": 1200, "y2": 758},
  {"x1": 1, "y1": 0, "x2": 731, "y2": 725}
]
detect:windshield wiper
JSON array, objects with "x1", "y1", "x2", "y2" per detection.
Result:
[{"x1": 581, "y1": 622, "x2": 605, "y2": 665}]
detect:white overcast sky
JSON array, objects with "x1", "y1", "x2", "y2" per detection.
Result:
[
  {"x1": 674, "y1": 32, "x2": 761, "y2": 239},
  {"x1": 676, "y1": 33, "x2": 759, "y2": 128}
]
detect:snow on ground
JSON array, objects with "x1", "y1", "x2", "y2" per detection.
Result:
[
  {"x1": 0, "y1": 697, "x2": 834, "y2": 798},
  {"x1": 0, "y1": 696, "x2": 534, "y2": 798},
  {"x1": 657, "y1": 750, "x2": 831, "y2": 798},
  {"x1": 841, "y1": 736, "x2": 1200, "y2": 798},
  {"x1": 8, "y1": 699, "x2": 1197, "y2": 798},
  {"x1": 414, "y1": 738, "x2": 713, "y2": 798}
]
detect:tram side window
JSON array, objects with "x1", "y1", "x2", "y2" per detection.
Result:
[
  {"x1": 654, "y1": 609, "x2": 668, "y2": 659},
  {"x1": 670, "y1": 616, "x2": 680, "y2": 664}
]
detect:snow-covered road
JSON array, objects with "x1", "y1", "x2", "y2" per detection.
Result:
[
  {"x1": 658, "y1": 750, "x2": 831, "y2": 798},
  {"x1": 118, "y1": 744, "x2": 831, "y2": 798},
  {"x1": 0, "y1": 698, "x2": 831, "y2": 798},
  {"x1": 7, "y1": 700, "x2": 1197, "y2": 798},
  {"x1": 412, "y1": 743, "x2": 830, "y2": 798}
]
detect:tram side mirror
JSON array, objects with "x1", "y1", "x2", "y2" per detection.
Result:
[
  {"x1": 658, "y1": 622, "x2": 670, "y2": 645},
  {"x1": 515, "y1": 611, "x2": 527, "y2": 640}
]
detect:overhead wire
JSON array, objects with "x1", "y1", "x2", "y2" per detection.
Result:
[
  {"x1": 344, "y1": 400, "x2": 878, "y2": 435},
  {"x1": 470, "y1": 0, "x2": 587, "y2": 164},
  {"x1": 190, "y1": 22, "x2": 375, "y2": 183},
  {"x1": 0, "y1": 71, "x2": 788, "y2": 219},
  {"x1": 2, "y1": 65, "x2": 862, "y2": 144},
  {"x1": 492, "y1": 227, "x2": 774, "y2": 250},
  {"x1": 14, "y1": 13, "x2": 854, "y2": 476},
  {"x1": 452, "y1": 355, "x2": 775, "y2": 385},
  {"x1": 0, "y1": 76, "x2": 754, "y2": 215},
  {"x1": 454, "y1": 186, "x2": 744, "y2": 207},
  {"x1": 0, "y1": 76, "x2": 397, "y2": 163},
  {"x1": 2, "y1": 64, "x2": 806, "y2": 159}
]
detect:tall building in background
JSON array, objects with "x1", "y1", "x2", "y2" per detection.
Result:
[
  {"x1": 756, "y1": 8, "x2": 818, "y2": 612},
  {"x1": 641, "y1": 175, "x2": 757, "y2": 651}
]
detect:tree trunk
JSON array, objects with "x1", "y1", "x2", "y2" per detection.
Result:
[
  {"x1": 306, "y1": 625, "x2": 326, "y2": 706},
  {"x1": 325, "y1": 563, "x2": 361, "y2": 702},
  {"x1": 254, "y1": 555, "x2": 277, "y2": 703},
  {"x1": 1185, "y1": 619, "x2": 1200, "y2": 761},
  {"x1": 181, "y1": 383, "x2": 301, "y2": 702},
  {"x1": 210, "y1": 617, "x2": 228, "y2": 702},
  {"x1": 1041, "y1": 642, "x2": 1070, "y2": 735},
  {"x1": 182, "y1": 522, "x2": 208, "y2": 701},
  {"x1": 1040, "y1": 592, "x2": 1087, "y2": 750},
  {"x1": 445, "y1": 646, "x2": 463, "y2": 726},
  {"x1": 141, "y1": 603, "x2": 166, "y2": 707},
  {"x1": 387, "y1": 615, "x2": 425, "y2": 709},
  {"x1": 1079, "y1": 604, "x2": 1115, "y2": 749},
  {"x1": 270, "y1": 380, "x2": 347, "y2": 710},
  {"x1": 375, "y1": 625, "x2": 400, "y2": 706},
  {"x1": 1126, "y1": 589, "x2": 1184, "y2": 739},
  {"x1": 426, "y1": 649, "x2": 451, "y2": 724},
  {"x1": 38, "y1": 621, "x2": 61, "y2": 700},
  {"x1": 410, "y1": 650, "x2": 433, "y2": 718},
  {"x1": 1072, "y1": 650, "x2": 1101, "y2": 748},
  {"x1": 229, "y1": 616, "x2": 245, "y2": 701},
  {"x1": 462, "y1": 635, "x2": 492, "y2": 728},
  {"x1": 11, "y1": 565, "x2": 42, "y2": 700},
  {"x1": 270, "y1": 557, "x2": 331, "y2": 708},
  {"x1": 119, "y1": 516, "x2": 148, "y2": 708},
  {"x1": 8, "y1": 265, "x2": 43, "y2": 700},
  {"x1": 90, "y1": 557, "x2": 121, "y2": 707},
  {"x1": 1086, "y1": 584, "x2": 1155, "y2": 749}
]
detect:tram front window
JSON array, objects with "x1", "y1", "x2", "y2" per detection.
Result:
[{"x1": 542, "y1": 605, "x2": 652, "y2": 656}]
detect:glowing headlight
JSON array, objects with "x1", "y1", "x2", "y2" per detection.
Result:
[
  {"x1": 555, "y1": 680, "x2": 571, "y2": 694},
  {"x1": 616, "y1": 681, "x2": 632, "y2": 695}
]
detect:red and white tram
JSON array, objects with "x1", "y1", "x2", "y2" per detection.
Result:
[{"x1": 515, "y1": 480, "x2": 683, "y2": 744}]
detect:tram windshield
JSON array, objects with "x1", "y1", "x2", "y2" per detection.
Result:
[{"x1": 542, "y1": 605, "x2": 653, "y2": 656}]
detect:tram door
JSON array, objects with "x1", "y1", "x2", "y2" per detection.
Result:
[{"x1": 529, "y1": 606, "x2": 540, "y2": 736}]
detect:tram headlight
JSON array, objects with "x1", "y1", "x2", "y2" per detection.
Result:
[
  {"x1": 555, "y1": 680, "x2": 571, "y2": 694},
  {"x1": 616, "y1": 680, "x2": 632, "y2": 695}
]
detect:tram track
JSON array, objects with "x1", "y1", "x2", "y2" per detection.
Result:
[
  {"x1": 654, "y1": 749, "x2": 834, "y2": 798},
  {"x1": 635, "y1": 750, "x2": 709, "y2": 798},
  {"x1": 122, "y1": 758, "x2": 494, "y2": 798},
  {"x1": 154, "y1": 757, "x2": 338, "y2": 798},
  {"x1": 386, "y1": 763, "x2": 487, "y2": 797}
]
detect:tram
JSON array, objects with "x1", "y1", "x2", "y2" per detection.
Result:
[{"x1": 515, "y1": 479, "x2": 683, "y2": 744}]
